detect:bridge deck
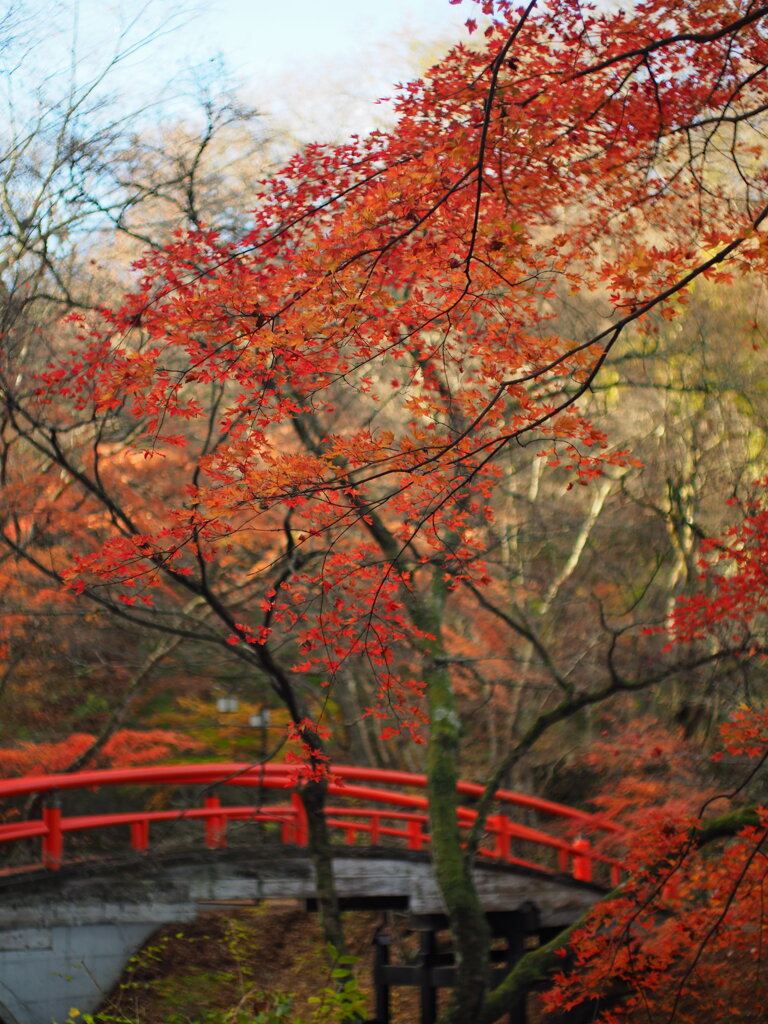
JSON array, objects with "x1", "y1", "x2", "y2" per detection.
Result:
[{"x1": 0, "y1": 844, "x2": 608, "y2": 927}]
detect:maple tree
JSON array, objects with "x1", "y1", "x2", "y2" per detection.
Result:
[{"x1": 4, "y1": 1, "x2": 768, "y2": 1020}]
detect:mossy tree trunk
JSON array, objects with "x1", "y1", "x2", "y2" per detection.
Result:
[
  {"x1": 356, "y1": 502, "x2": 492, "y2": 1021},
  {"x1": 301, "y1": 777, "x2": 347, "y2": 954},
  {"x1": 412, "y1": 572, "x2": 492, "y2": 1024}
]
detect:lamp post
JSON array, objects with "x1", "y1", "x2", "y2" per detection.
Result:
[
  {"x1": 215, "y1": 696, "x2": 239, "y2": 714},
  {"x1": 213, "y1": 697, "x2": 271, "y2": 754},
  {"x1": 249, "y1": 707, "x2": 271, "y2": 754}
]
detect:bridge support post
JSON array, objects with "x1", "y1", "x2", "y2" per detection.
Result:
[
  {"x1": 496, "y1": 904, "x2": 540, "y2": 1024},
  {"x1": 368, "y1": 905, "x2": 545, "y2": 1024},
  {"x1": 419, "y1": 928, "x2": 438, "y2": 1024},
  {"x1": 507, "y1": 929, "x2": 527, "y2": 1024},
  {"x1": 372, "y1": 931, "x2": 392, "y2": 1024}
]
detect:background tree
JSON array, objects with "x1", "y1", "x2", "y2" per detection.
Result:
[
  {"x1": 0, "y1": 4, "x2": 286, "y2": 751},
  {"x1": 527, "y1": 483, "x2": 768, "y2": 1023}
]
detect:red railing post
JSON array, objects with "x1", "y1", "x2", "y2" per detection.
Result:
[
  {"x1": 291, "y1": 791, "x2": 308, "y2": 846},
  {"x1": 572, "y1": 837, "x2": 592, "y2": 882},
  {"x1": 42, "y1": 802, "x2": 63, "y2": 869},
  {"x1": 408, "y1": 817, "x2": 424, "y2": 851},
  {"x1": 494, "y1": 814, "x2": 512, "y2": 860},
  {"x1": 131, "y1": 819, "x2": 149, "y2": 852},
  {"x1": 204, "y1": 795, "x2": 226, "y2": 849},
  {"x1": 370, "y1": 814, "x2": 380, "y2": 846}
]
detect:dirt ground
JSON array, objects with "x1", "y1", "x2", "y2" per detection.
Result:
[{"x1": 99, "y1": 902, "x2": 426, "y2": 1023}]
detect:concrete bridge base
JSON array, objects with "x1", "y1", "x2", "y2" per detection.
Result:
[
  {"x1": 0, "y1": 847, "x2": 604, "y2": 1024},
  {"x1": 0, "y1": 920, "x2": 183, "y2": 1024}
]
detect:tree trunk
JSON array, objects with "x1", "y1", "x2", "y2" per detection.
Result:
[
  {"x1": 427, "y1": 659, "x2": 492, "y2": 1021},
  {"x1": 413, "y1": 574, "x2": 492, "y2": 1023},
  {"x1": 301, "y1": 776, "x2": 347, "y2": 954}
]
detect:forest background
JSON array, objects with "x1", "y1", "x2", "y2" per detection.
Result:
[{"x1": 4, "y1": 1, "x2": 768, "y2": 1023}]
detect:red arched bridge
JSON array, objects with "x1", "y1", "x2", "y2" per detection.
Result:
[
  {"x1": 0, "y1": 764, "x2": 623, "y2": 1024},
  {"x1": 0, "y1": 762, "x2": 622, "y2": 884}
]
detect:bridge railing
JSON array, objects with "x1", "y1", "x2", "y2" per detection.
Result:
[{"x1": 0, "y1": 763, "x2": 623, "y2": 885}]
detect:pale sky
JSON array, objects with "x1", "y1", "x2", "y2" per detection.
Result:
[
  {"x1": 13, "y1": 0, "x2": 478, "y2": 142},
  {"x1": 196, "y1": 0, "x2": 475, "y2": 77},
  {"x1": 199, "y1": 0, "x2": 478, "y2": 138}
]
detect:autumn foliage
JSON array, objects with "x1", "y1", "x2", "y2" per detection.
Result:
[
  {"x1": 545, "y1": 713, "x2": 768, "y2": 1021},
  {"x1": 545, "y1": 488, "x2": 768, "y2": 1022},
  {"x1": 0, "y1": 729, "x2": 202, "y2": 776},
  {"x1": 669, "y1": 478, "x2": 768, "y2": 654}
]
